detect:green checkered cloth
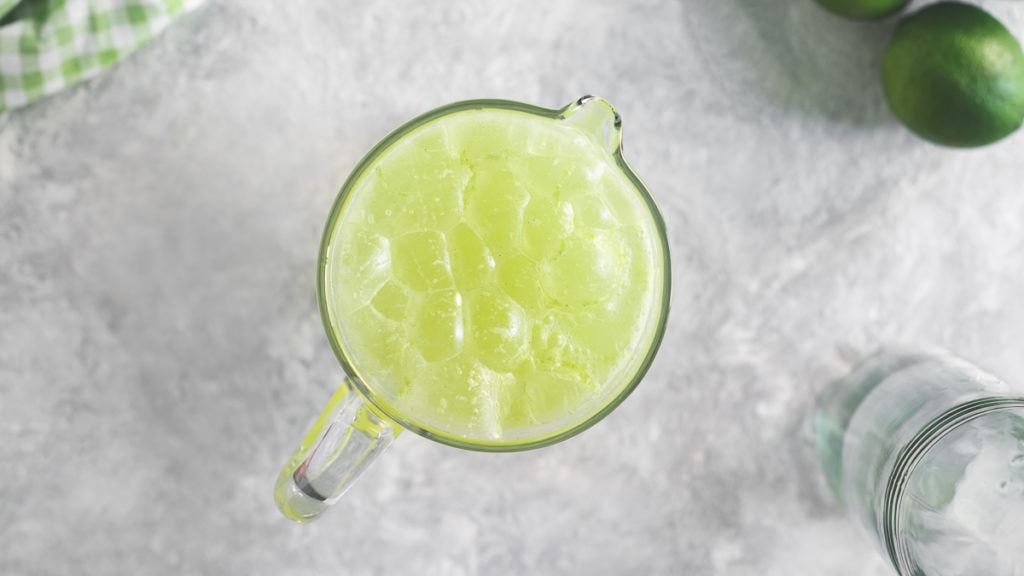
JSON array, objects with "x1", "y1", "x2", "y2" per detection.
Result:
[{"x1": 0, "y1": 0, "x2": 204, "y2": 113}]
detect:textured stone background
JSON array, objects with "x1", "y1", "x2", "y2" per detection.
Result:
[{"x1": 3, "y1": 0, "x2": 1024, "y2": 574}]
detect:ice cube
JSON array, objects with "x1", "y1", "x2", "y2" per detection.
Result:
[
  {"x1": 448, "y1": 113, "x2": 515, "y2": 159},
  {"x1": 906, "y1": 411, "x2": 1024, "y2": 575},
  {"x1": 572, "y1": 192, "x2": 619, "y2": 231},
  {"x1": 371, "y1": 281, "x2": 412, "y2": 321},
  {"x1": 513, "y1": 361, "x2": 599, "y2": 426},
  {"x1": 353, "y1": 124, "x2": 472, "y2": 234},
  {"x1": 465, "y1": 289, "x2": 528, "y2": 372},
  {"x1": 403, "y1": 357, "x2": 513, "y2": 440},
  {"x1": 330, "y1": 229, "x2": 391, "y2": 309},
  {"x1": 497, "y1": 254, "x2": 547, "y2": 312},
  {"x1": 341, "y1": 305, "x2": 406, "y2": 386},
  {"x1": 906, "y1": 421, "x2": 983, "y2": 511},
  {"x1": 464, "y1": 169, "x2": 529, "y2": 259},
  {"x1": 540, "y1": 231, "x2": 626, "y2": 307},
  {"x1": 408, "y1": 289, "x2": 464, "y2": 362},
  {"x1": 948, "y1": 414, "x2": 1024, "y2": 536},
  {"x1": 522, "y1": 196, "x2": 574, "y2": 260},
  {"x1": 448, "y1": 223, "x2": 495, "y2": 289},
  {"x1": 391, "y1": 230, "x2": 454, "y2": 292}
]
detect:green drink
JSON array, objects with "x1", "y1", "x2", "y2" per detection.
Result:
[{"x1": 276, "y1": 97, "x2": 669, "y2": 521}]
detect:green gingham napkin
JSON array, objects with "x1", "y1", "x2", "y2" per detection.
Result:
[{"x1": 0, "y1": 0, "x2": 204, "y2": 114}]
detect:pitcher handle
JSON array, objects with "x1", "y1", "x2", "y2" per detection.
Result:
[{"x1": 274, "y1": 379, "x2": 400, "y2": 522}]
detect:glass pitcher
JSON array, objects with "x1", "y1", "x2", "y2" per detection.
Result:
[{"x1": 274, "y1": 96, "x2": 671, "y2": 522}]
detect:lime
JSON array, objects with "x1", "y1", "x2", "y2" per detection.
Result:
[
  {"x1": 882, "y1": 2, "x2": 1024, "y2": 148},
  {"x1": 812, "y1": 0, "x2": 911, "y2": 20}
]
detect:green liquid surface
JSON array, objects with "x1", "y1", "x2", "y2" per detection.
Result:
[{"x1": 325, "y1": 107, "x2": 665, "y2": 444}]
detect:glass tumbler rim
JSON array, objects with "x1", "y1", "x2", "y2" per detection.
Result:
[{"x1": 883, "y1": 397, "x2": 1024, "y2": 575}]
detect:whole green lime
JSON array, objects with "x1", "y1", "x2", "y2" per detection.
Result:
[
  {"x1": 882, "y1": 2, "x2": 1024, "y2": 148},
  {"x1": 812, "y1": 0, "x2": 911, "y2": 20}
]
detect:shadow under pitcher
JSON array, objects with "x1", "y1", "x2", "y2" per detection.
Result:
[
  {"x1": 816, "y1": 348, "x2": 1024, "y2": 575},
  {"x1": 274, "y1": 96, "x2": 672, "y2": 522}
]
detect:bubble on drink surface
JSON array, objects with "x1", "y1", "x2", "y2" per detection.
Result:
[{"x1": 391, "y1": 230, "x2": 454, "y2": 292}]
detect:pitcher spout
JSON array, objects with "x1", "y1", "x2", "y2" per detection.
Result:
[{"x1": 560, "y1": 95, "x2": 623, "y2": 156}]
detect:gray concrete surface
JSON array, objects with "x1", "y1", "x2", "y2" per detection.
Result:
[{"x1": 3, "y1": 0, "x2": 1024, "y2": 574}]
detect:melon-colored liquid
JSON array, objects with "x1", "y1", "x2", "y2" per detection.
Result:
[{"x1": 325, "y1": 107, "x2": 665, "y2": 443}]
